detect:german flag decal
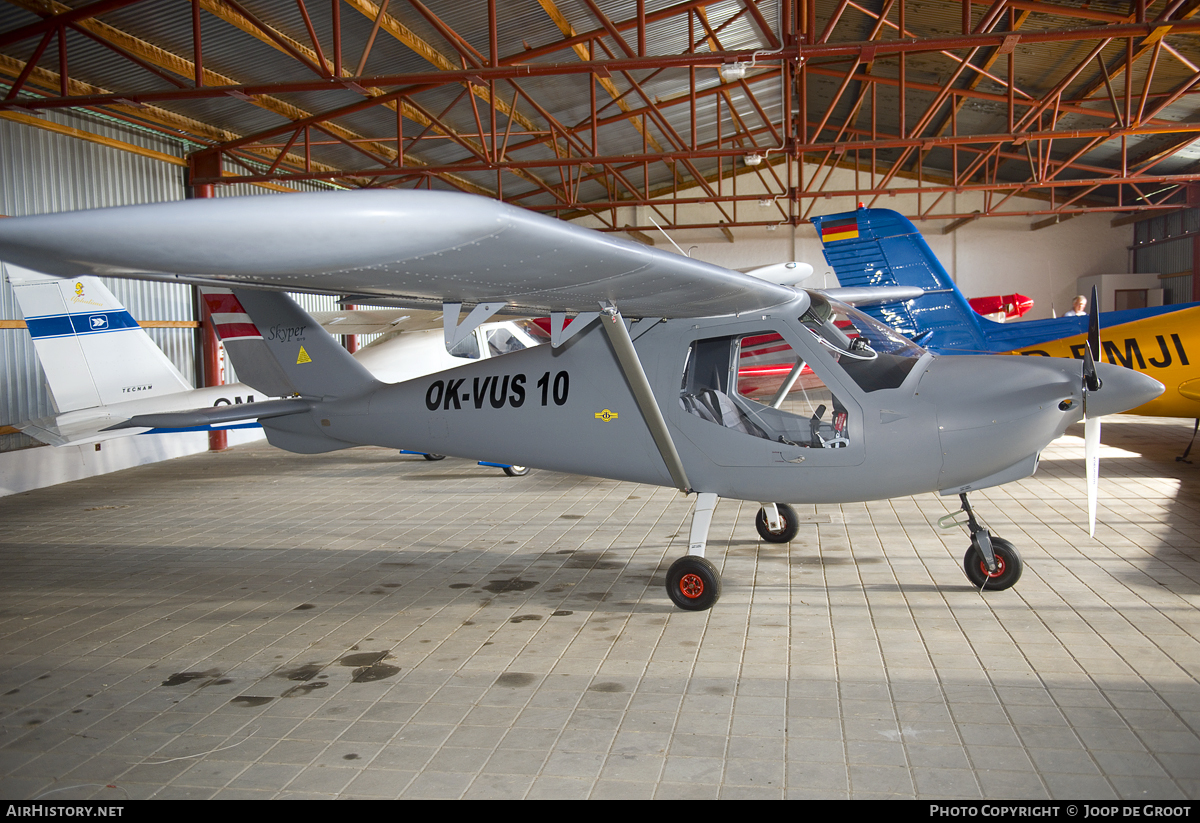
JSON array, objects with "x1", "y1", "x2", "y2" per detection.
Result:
[{"x1": 820, "y1": 218, "x2": 860, "y2": 243}]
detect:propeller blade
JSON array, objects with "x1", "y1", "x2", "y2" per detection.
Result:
[
  {"x1": 1082, "y1": 285, "x2": 1103, "y2": 536},
  {"x1": 1085, "y1": 414, "x2": 1101, "y2": 537},
  {"x1": 1087, "y1": 284, "x2": 1100, "y2": 362},
  {"x1": 1083, "y1": 284, "x2": 1102, "y2": 392}
]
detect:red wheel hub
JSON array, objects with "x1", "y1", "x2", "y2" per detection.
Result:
[
  {"x1": 679, "y1": 573, "x2": 705, "y2": 599},
  {"x1": 979, "y1": 555, "x2": 1006, "y2": 578}
]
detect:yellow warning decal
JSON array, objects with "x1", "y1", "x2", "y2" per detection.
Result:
[
  {"x1": 296, "y1": 346, "x2": 312, "y2": 364},
  {"x1": 595, "y1": 409, "x2": 618, "y2": 422}
]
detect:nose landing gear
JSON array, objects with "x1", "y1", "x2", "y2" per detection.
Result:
[
  {"x1": 963, "y1": 535, "x2": 1023, "y2": 590},
  {"x1": 941, "y1": 493, "x2": 1024, "y2": 591}
]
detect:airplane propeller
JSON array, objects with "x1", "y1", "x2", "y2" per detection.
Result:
[{"x1": 1081, "y1": 285, "x2": 1102, "y2": 537}]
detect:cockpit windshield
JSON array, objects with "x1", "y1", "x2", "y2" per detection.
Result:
[{"x1": 800, "y1": 292, "x2": 925, "y2": 392}]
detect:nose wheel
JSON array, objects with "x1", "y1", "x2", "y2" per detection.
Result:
[
  {"x1": 941, "y1": 493, "x2": 1024, "y2": 591},
  {"x1": 963, "y1": 536, "x2": 1023, "y2": 590}
]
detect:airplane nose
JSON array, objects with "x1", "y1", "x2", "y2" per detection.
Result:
[{"x1": 1086, "y1": 362, "x2": 1164, "y2": 417}]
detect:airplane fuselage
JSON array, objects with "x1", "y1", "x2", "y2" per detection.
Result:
[{"x1": 259, "y1": 295, "x2": 1160, "y2": 504}]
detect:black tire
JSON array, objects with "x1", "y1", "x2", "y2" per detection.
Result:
[
  {"x1": 666, "y1": 555, "x2": 722, "y2": 611},
  {"x1": 422, "y1": 453, "x2": 446, "y2": 461},
  {"x1": 503, "y1": 465, "x2": 530, "y2": 477},
  {"x1": 755, "y1": 503, "x2": 800, "y2": 543},
  {"x1": 963, "y1": 536, "x2": 1023, "y2": 590}
]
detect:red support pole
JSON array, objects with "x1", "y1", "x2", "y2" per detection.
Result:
[
  {"x1": 189, "y1": 150, "x2": 227, "y2": 452},
  {"x1": 343, "y1": 302, "x2": 357, "y2": 354},
  {"x1": 1193, "y1": 231, "x2": 1200, "y2": 303}
]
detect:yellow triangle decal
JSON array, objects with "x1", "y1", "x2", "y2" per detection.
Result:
[{"x1": 296, "y1": 346, "x2": 312, "y2": 365}]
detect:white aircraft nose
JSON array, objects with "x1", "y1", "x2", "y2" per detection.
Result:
[{"x1": 1085, "y1": 361, "x2": 1164, "y2": 417}]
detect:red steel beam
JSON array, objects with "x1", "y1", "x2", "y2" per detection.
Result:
[{"x1": 13, "y1": 19, "x2": 1200, "y2": 114}]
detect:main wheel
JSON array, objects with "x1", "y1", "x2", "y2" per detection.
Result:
[
  {"x1": 755, "y1": 503, "x2": 800, "y2": 543},
  {"x1": 503, "y1": 465, "x2": 529, "y2": 477},
  {"x1": 666, "y1": 555, "x2": 721, "y2": 611},
  {"x1": 963, "y1": 536, "x2": 1023, "y2": 590},
  {"x1": 422, "y1": 453, "x2": 446, "y2": 461}
]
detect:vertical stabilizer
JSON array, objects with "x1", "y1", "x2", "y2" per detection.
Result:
[
  {"x1": 200, "y1": 287, "x2": 379, "y2": 399},
  {"x1": 811, "y1": 208, "x2": 992, "y2": 352},
  {"x1": 7, "y1": 266, "x2": 191, "y2": 413}
]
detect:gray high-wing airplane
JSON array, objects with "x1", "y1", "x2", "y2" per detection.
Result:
[{"x1": 0, "y1": 191, "x2": 1164, "y2": 610}]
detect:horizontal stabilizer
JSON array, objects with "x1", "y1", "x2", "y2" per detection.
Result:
[
  {"x1": 821, "y1": 285, "x2": 928, "y2": 307},
  {"x1": 103, "y1": 398, "x2": 313, "y2": 431},
  {"x1": 16, "y1": 414, "x2": 125, "y2": 447}
]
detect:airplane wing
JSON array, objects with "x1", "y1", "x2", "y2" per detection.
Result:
[{"x1": 0, "y1": 190, "x2": 796, "y2": 319}]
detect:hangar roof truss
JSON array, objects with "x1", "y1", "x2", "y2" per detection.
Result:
[{"x1": 3, "y1": 0, "x2": 1200, "y2": 229}]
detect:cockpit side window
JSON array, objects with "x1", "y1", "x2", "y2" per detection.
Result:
[
  {"x1": 483, "y1": 321, "x2": 549, "y2": 357},
  {"x1": 485, "y1": 327, "x2": 524, "y2": 357},
  {"x1": 680, "y1": 331, "x2": 850, "y2": 449},
  {"x1": 448, "y1": 331, "x2": 481, "y2": 359}
]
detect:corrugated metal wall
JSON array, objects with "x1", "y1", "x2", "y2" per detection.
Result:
[
  {"x1": 1133, "y1": 207, "x2": 1200, "y2": 304},
  {"x1": 1, "y1": 111, "x2": 342, "y2": 453},
  {"x1": 0, "y1": 111, "x2": 189, "y2": 451}
]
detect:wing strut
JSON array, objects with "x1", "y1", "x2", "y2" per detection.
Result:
[
  {"x1": 443, "y1": 302, "x2": 505, "y2": 350},
  {"x1": 598, "y1": 305, "x2": 692, "y2": 493},
  {"x1": 549, "y1": 311, "x2": 599, "y2": 347}
]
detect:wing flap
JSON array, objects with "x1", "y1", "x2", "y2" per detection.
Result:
[{"x1": 312, "y1": 307, "x2": 444, "y2": 336}]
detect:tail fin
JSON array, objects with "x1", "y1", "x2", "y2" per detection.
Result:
[
  {"x1": 200, "y1": 287, "x2": 378, "y2": 398},
  {"x1": 7, "y1": 265, "x2": 191, "y2": 412},
  {"x1": 811, "y1": 208, "x2": 992, "y2": 352}
]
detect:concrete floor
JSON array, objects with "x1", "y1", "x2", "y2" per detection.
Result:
[{"x1": 0, "y1": 417, "x2": 1197, "y2": 800}]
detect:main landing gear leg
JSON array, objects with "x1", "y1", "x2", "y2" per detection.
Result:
[
  {"x1": 943, "y1": 493, "x2": 1024, "y2": 591},
  {"x1": 666, "y1": 492, "x2": 722, "y2": 611},
  {"x1": 1176, "y1": 418, "x2": 1200, "y2": 464}
]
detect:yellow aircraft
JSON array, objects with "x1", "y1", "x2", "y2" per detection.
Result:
[
  {"x1": 1010, "y1": 307, "x2": 1200, "y2": 418},
  {"x1": 812, "y1": 207, "x2": 1200, "y2": 420}
]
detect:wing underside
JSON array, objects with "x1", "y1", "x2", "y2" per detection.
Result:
[{"x1": 0, "y1": 190, "x2": 796, "y2": 320}]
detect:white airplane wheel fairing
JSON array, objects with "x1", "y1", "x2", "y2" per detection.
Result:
[
  {"x1": 756, "y1": 503, "x2": 800, "y2": 543},
  {"x1": 666, "y1": 555, "x2": 721, "y2": 611},
  {"x1": 963, "y1": 536, "x2": 1023, "y2": 590},
  {"x1": 503, "y1": 465, "x2": 529, "y2": 477}
]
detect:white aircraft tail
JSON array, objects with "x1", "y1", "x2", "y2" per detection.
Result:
[{"x1": 7, "y1": 266, "x2": 192, "y2": 413}]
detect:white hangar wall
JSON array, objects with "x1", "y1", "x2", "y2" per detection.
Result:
[{"x1": 583, "y1": 161, "x2": 1132, "y2": 322}]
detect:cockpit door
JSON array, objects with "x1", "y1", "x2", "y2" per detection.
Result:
[{"x1": 672, "y1": 319, "x2": 866, "y2": 468}]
